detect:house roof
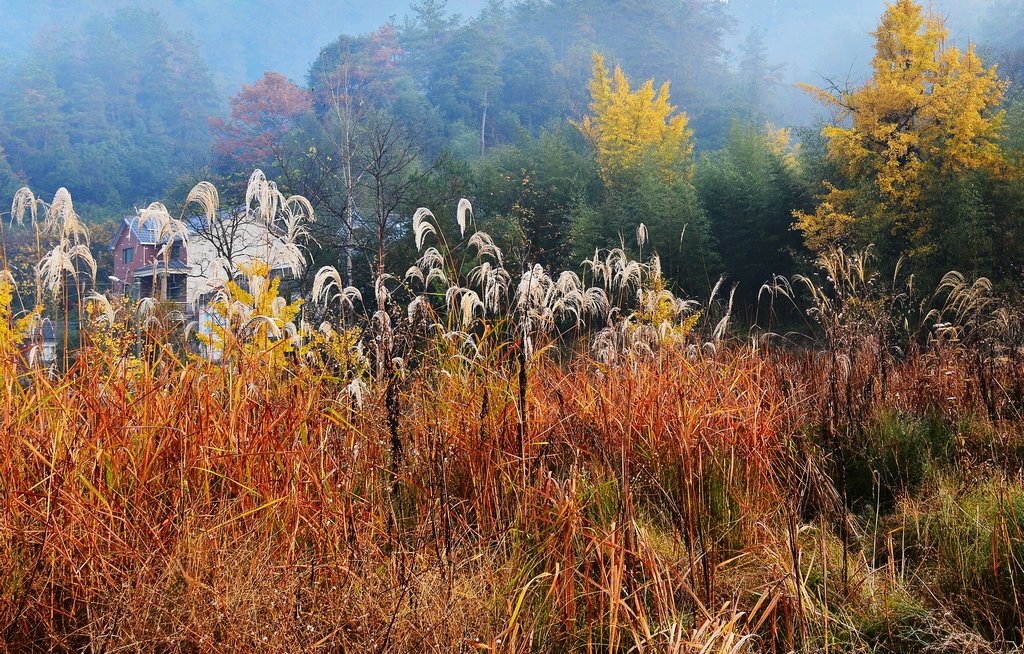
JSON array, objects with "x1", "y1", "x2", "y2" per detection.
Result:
[
  {"x1": 184, "y1": 210, "x2": 288, "y2": 238},
  {"x1": 109, "y1": 214, "x2": 184, "y2": 250}
]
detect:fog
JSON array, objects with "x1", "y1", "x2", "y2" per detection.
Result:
[
  {"x1": 728, "y1": 0, "x2": 997, "y2": 73},
  {"x1": 724, "y1": 0, "x2": 1008, "y2": 122},
  {"x1": 2, "y1": 0, "x2": 1012, "y2": 99},
  {"x1": 0, "y1": 0, "x2": 488, "y2": 91}
]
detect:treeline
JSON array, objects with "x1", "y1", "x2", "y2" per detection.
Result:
[
  {"x1": 0, "y1": 0, "x2": 770, "y2": 216},
  {"x1": 2, "y1": 0, "x2": 1024, "y2": 310},
  {"x1": 196, "y1": 0, "x2": 799, "y2": 303},
  {"x1": 0, "y1": 10, "x2": 217, "y2": 216}
]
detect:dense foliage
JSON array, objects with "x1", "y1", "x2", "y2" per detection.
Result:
[
  {"x1": 4, "y1": 1, "x2": 1024, "y2": 304},
  {"x1": 0, "y1": 10, "x2": 218, "y2": 218},
  {"x1": 2, "y1": 174, "x2": 1024, "y2": 651}
]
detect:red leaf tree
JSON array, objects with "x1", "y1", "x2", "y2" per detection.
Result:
[{"x1": 209, "y1": 72, "x2": 313, "y2": 167}]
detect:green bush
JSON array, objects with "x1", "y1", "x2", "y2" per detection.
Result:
[
  {"x1": 898, "y1": 476, "x2": 1024, "y2": 642},
  {"x1": 845, "y1": 410, "x2": 954, "y2": 513}
]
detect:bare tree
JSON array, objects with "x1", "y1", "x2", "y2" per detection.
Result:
[
  {"x1": 185, "y1": 206, "x2": 248, "y2": 281},
  {"x1": 305, "y1": 29, "x2": 401, "y2": 287},
  {"x1": 358, "y1": 111, "x2": 428, "y2": 280}
]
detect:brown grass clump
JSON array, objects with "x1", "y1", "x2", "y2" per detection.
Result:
[{"x1": 0, "y1": 344, "x2": 792, "y2": 652}]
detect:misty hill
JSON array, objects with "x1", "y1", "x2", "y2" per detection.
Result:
[{"x1": 0, "y1": 0, "x2": 488, "y2": 92}]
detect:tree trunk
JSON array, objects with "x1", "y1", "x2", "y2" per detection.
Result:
[{"x1": 480, "y1": 88, "x2": 489, "y2": 157}]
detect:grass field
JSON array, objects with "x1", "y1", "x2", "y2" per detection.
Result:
[{"x1": 2, "y1": 180, "x2": 1024, "y2": 652}]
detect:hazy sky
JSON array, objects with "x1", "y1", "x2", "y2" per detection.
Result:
[
  {"x1": 728, "y1": 0, "x2": 997, "y2": 81},
  {"x1": 0, "y1": 0, "x2": 488, "y2": 90}
]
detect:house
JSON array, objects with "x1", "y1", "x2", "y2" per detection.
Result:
[
  {"x1": 184, "y1": 212, "x2": 301, "y2": 308},
  {"x1": 109, "y1": 214, "x2": 189, "y2": 310},
  {"x1": 185, "y1": 211, "x2": 303, "y2": 361},
  {"x1": 22, "y1": 317, "x2": 57, "y2": 366}
]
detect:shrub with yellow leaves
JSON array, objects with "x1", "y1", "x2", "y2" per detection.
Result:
[{"x1": 196, "y1": 260, "x2": 303, "y2": 367}]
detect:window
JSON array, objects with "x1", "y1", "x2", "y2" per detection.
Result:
[
  {"x1": 122, "y1": 247, "x2": 134, "y2": 264},
  {"x1": 170, "y1": 242, "x2": 182, "y2": 261},
  {"x1": 168, "y1": 275, "x2": 184, "y2": 300}
]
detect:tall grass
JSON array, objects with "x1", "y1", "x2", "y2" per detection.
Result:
[{"x1": 2, "y1": 177, "x2": 1024, "y2": 652}]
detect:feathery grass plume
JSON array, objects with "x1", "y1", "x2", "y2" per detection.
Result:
[
  {"x1": 312, "y1": 265, "x2": 362, "y2": 310},
  {"x1": 928, "y1": 271, "x2": 994, "y2": 329},
  {"x1": 270, "y1": 239, "x2": 308, "y2": 278},
  {"x1": 404, "y1": 265, "x2": 425, "y2": 285},
  {"x1": 416, "y1": 246, "x2": 445, "y2": 271},
  {"x1": 637, "y1": 222, "x2": 648, "y2": 249},
  {"x1": 470, "y1": 262, "x2": 511, "y2": 315},
  {"x1": 467, "y1": 260, "x2": 492, "y2": 290},
  {"x1": 554, "y1": 270, "x2": 583, "y2": 297},
  {"x1": 184, "y1": 181, "x2": 220, "y2": 222},
  {"x1": 372, "y1": 308, "x2": 391, "y2": 335},
  {"x1": 283, "y1": 320, "x2": 300, "y2": 349},
  {"x1": 407, "y1": 295, "x2": 429, "y2": 323},
  {"x1": 412, "y1": 207, "x2": 437, "y2": 251},
  {"x1": 467, "y1": 231, "x2": 503, "y2": 265},
  {"x1": 312, "y1": 265, "x2": 343, "y2": 306},
  {"x1": 407, "y1": 247, "x2": 448, "y2": 289},
  {"x1": 49, "y1": 187, "x2": 89, "y2": 244},
  {"x1": 34, "y1": 188, "x2": 89, "y2": 248},
  {"x1": 270, "y1": 296, "x2": 288, "y2": 321},
  {"x1": 26, "y1": 344, "x2": 41, "y2": 368},
  {"x1": 136, "y1": 297, "x2": 158, "y2": 321},
  {"x1": 460, "y1": 289, "x2": 484, "y2": 327},
  {"x1": 425, "y1": 267, "x2": 448, "y2": 289},
  {"x1": 70, "y1": 244, "x2": 97, "y2": 281},
  {"x1": 515, "y1": 264, "x2": 553, "y2": 314},
  {"x1": 38, "y1": 241, "x2": 96, "y2": 297},
  {"x1": 86, "y1": 292, "x2": 116, "y2": 328},
  {"x1": 140, "y1": 203, "x2": 189, "y2": 261},
  {"x1": 276, "y1": 204, "x2": 314, "y2": 252},
  {"x1": 614, "y1": 259, "x2": 642, "y2": 295},
  {"x1": 445, "y1": 286, "x2": 484, "y2": 327},
  {"x1": 374, "y1": 273, "x2": 397, "y2": 308},
  {"x1": 283, "y1": 194, "x2": 316, "y2": 226},
  {"x1": 583, "y1": 249, "x2": 612, "y2": 290},
  {"x1": 649, "y1": 253, "x2": 662, "y2": 280},
  {"x1": 601, "y1": 248, "x2": 628, "y2": 287},
  {"x1": 11, "y1": 187, "x2": 38, "y2": 226},
  {"x1": 246, "y1": 169, "x2": 282, "y2": 226},
  {"x1": 183, "y1": 320, "x2": 199, "y2": 343},
  {"x1": 229, "y1": 298, "x2": 254, "y2": 325},
  {"x1": 244, "y1": 314, "x2": 283, "y2": 340},
  {"x1": 457, "y1": 198, "x2": 473, "y2": 237},
  {"x1": 582, "y1": 286, "x2": 610, "y2": 320},
  {"x1": 248, "y1": 274, "x2": 268, "y2": 308},
  {"x1": 346, "y1": 377, "x2": 369, "y2": 407},
  {"x1": 712, "y1": 284, "x2": 737, "y2": 343}
]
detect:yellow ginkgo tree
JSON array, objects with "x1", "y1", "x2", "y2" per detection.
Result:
[
  {"x1": 570, "y1": 52, "x2": 715, "y2": 290},
  {"x1": 574, "y1": 53, "x2": 694, "y2": 186},
  {"x1": 796, "y1": 0, "x2": 1007, "y2": 266}
]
